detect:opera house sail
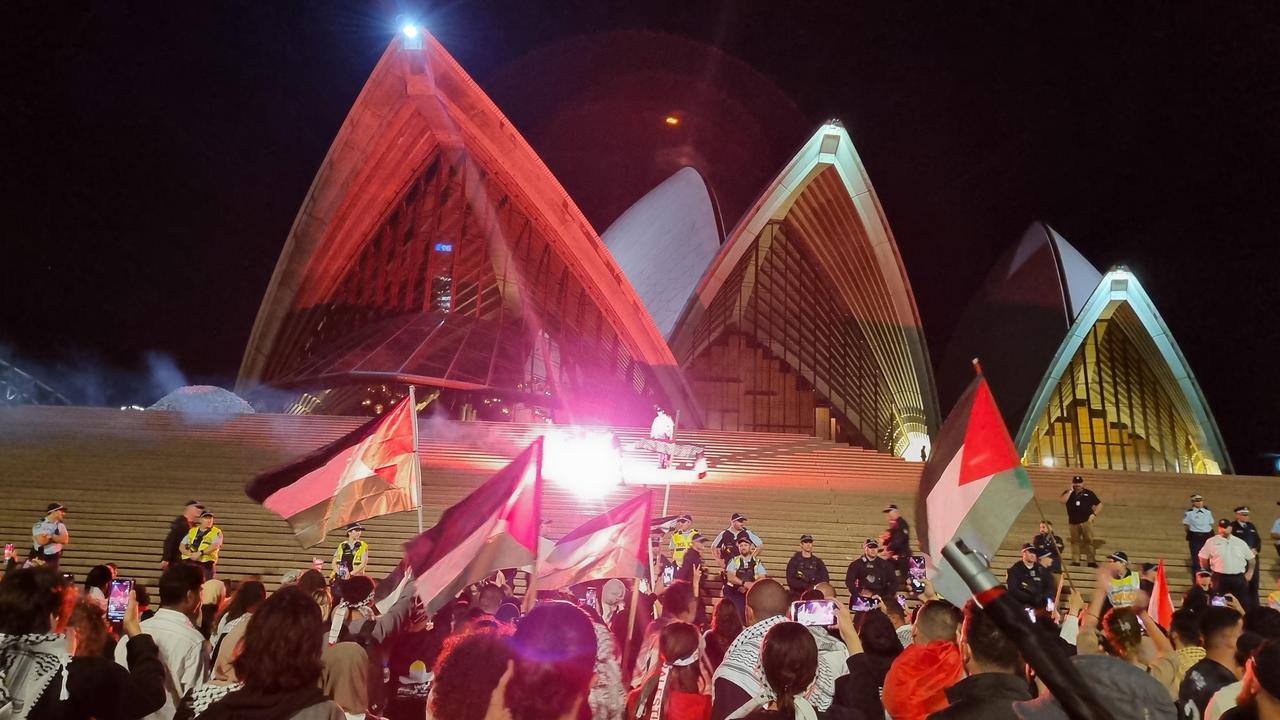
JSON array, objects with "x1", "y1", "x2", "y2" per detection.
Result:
[
  {"x1": 944, "y1": 223, "x2": 1230, "y2": 474},
  {"x1": 237, "y1": 33, "x2": 699, "y2": 425},
  {"x1": 668, "y1": 124, "x2": 939, "y2": 457}
]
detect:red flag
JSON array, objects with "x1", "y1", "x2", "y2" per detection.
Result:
[
  {"x1": 1148, "y1": 560, "x2": 1174, "y2": 628},
  {"x1": 917, "y1": 374, "x2": 1034, "y2": 602},
  {"x1": 536, "y1": 491, "x2": 653, "y2": 591},
  {"x1": 404, "y1": 437, "x2": 544, "y2": 613},
  {"x1": 246, "y1": 397, "x2": 418, "y2": 547}
]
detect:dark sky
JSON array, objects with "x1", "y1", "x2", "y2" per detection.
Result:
[{"x1": 3, "y1": 2, "x2": 1279, "y2": 472}]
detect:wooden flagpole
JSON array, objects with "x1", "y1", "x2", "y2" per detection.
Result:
[{"x1": 409, "y1": 385, "x2": 424, "y2": 534}]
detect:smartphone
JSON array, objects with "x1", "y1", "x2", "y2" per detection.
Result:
[
  {"x1": 638, "y1": 578, "x2": 651, "y2": 594},
  {"x1": 850, "y1": 595, "x2": 881, "y2": 613},
  {"x1": 791, "y1": 599, "x2": 838, "y2": 626},
  {"x1": 662, "y1": 565, "x2": 675, "y2": 585},
  {"x1": 584, "y1": 588, "x2": 600, "y2": 612},
  {"x1": 107, "y1": 578, "x2": 133, "y2": 622},
  {"x1": 1211, "y1": 595, "x2": 1228, "y2": 607},
  {"x1": 907, "y1": 555, "x2": 926, "y2": 594},
  {"x1": 1025, "y1": 607, "x2": 1037, "y2": 623},
  {"x1": 896, "y1": 594, "x2": 908, "y2": 609},
  {"x1": 1046, "y1": 598, "x2": 1056, "y2": 613}
]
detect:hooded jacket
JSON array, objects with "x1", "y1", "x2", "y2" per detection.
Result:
[{"x1": 881, "y1": 641, "x2": 965, "y2": 720}]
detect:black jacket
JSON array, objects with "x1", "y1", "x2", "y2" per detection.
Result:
[
  {"x1": 833, "y1": 651, "x2": 895, "y2": 719},
  {"x1": 927, "y1": 672, "x2": 1033, "y2": 720},
  {"x1": 845, "y1": 556, "x2": 895, "y2": 598},
  {"x1": 786, "y1": 552, "x2": 830, "y2": 592},
  {"x1": 1232, "y1": 520, "x2": 1262, "y2": 552},
  {"x1": 1006, "y1": 561, "x2": 1051, "y2": 609},
  {"x1": 162, "y1": 515, "x2": 191, "y2": 563},
  {"x1": 30, "y1": 634, "x2": 167, "y2": 720},
  {"x1": 1032, "y1": 532, "x2": 1065, "y2": 572},
  {"x1": 886, "y1": 518, "x2": 910, "y2": 558}
]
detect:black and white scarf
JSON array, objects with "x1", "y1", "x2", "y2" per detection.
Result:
[{"x1": 0, "y1": 633, "x2": 71, "y2": 720}]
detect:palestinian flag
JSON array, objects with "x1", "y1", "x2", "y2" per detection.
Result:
[
  {"x1": 917, "y1": 373, "x2": 1034, "y2": 602},
  {"x1": 404, "y1": 437, "x2": 544, "y2": 613},
  {"x1": 537, "y1": 491, "x2": 653, "y2": 591},
  {"x1": 246, "y1": 397, "x2": 419, "y2": 548},
  {"x1": 1148, "y1": 560, "x2": 1174, "y2": 628}
]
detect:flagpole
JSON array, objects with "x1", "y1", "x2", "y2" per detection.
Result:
[
  {"x1": 663, "y1": 410, "x2": 680, "y2": 516},
  {"x1": 522, "y1": 436, "x2": 545, "y2": 613},
  {"x1": 409, "y1": 385, "x2": 423, "y2": 534}
]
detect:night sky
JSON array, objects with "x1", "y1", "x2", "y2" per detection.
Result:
[{"x1": 4, "y1": 3, "x2": 1278, "y2": 472}]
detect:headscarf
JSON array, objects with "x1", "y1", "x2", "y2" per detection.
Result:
[
  {"x1": 0, "y1": 633, "x2": 71, "y2": 720},
  {"x1": 602, "y1": 579, "x2": 627, "y2": 625},
  {"x1": 633, "y1": 635, "x2": 707, "y2": 720}
]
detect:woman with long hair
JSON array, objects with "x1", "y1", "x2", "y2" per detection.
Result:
[
  {"x1": 626, "y1": 622, "x2": 711, "y2": 720},
  {"x1": 210, "y1": 581, "x2": 266, "y2": 674},
  {"x1": 192, "y1": 586, "x2": 342, "y2": 720},
  {"x1": 703, "y1": 599, "x2": 744, "y2": 671},
  {"x1": 832, "y1": 609, "x2": 902, "y2": 718},
  {"x1": 67, "y1": 597, "x2": 116, "y2": 659},
  {"x1": 743, "y1": 622, "x2": 819, "y2": 720}
]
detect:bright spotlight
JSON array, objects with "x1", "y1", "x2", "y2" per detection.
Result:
[
  {"x1": 401, "y1": 24, "x2": 419, "y2": 38},
  {"x1": 542, "y1": 429, "x2": 622, "y2": 499},
  {"x1": 1042, "y1": 457, "x2": 1056, "y2": 467}
]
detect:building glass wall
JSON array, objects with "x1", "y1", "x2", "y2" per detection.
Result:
[{"x1": 1023, "y1": 303, "x2": 1222, "y2": 474}]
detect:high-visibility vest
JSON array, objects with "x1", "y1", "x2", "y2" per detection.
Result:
[
  {"x1": 1107, "y1": 571, "x2": 1141, "y2": 608},
  {"x1": 671, "y1": 530, "x2": 696, "y2": 565},
  {"x1": 182, "y1": 526, "x2": 222, "y2": 563}
]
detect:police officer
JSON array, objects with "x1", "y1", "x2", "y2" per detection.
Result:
[
  {"x1": 882, "y1": 504, "x2": 911, "y2": 584},
  {"x1": 1183, "y1": 494, "x2": 1214, "y2": 573},
  {"x1": 713, "y1": 513, "x2": 761, "y2": 567},
  {"x1": 31, "y1": 502, "x2": 70, "y2": 571},
  {"x1": 724, "y1": 532, "x2": 766, "y2": 620},
  {"x1": 845, "y1": 538, "x2": 895, "y2": 602},
  {"x1": 785, "y1": 534, "x2": 830, "y2": 596},
  {"x1": 670, "y1": 514, "x2": 697, "y2": 567},
  {"x1": 180, "y1": 510, "x2": 223, "y2": 579},
  {"x1": 331, "y1": 522, "x2": 370, "y2": 580},
  {"x1": 1007, "y1": 543, "x2": 1051, "y2": 610},
  {"x1": 1232, "y1": 506, "x2": 1262, "y2": 607}
]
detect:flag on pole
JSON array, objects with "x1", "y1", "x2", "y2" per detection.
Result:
[
  {"x1": 1148, "y1": 560, "x2": 1174, "y2": 628},
  {"x1": 917, "y1": 371, "x2": 1034, "y2": 602},
  {"x1": 246, "y1": 397, "x2": 419, "y2": 548},
  {"x1": 537, "y1": 491, "x2": 654, "y2": 591},
  {"x1": 403, "y1": 437, "x2": 544, "y2": 613}
]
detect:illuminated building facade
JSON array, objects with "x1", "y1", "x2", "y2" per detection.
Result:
[
  {"x1": 944, "y1": 223, "x2": 1230, "y2": 474},
  {"x1": 237, "y1": 33, "x2": 700, "y2": 425},
  {"x1": 667, "y1": 125, "x2": 939, "y2": 456}
]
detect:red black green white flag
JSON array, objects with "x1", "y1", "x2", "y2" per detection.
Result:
[
  {"x1": 916, "y1": 372, "x2": 1033, "y2": 601},
  {"x1": 536, "y1": 491, "x2": 653, "y2": 591},
  {"x1": 403, "y1": 437, "x2": 544, "y2": 613},
  {"x1": 246, "y1": 396, "x2": 420, "y2": 548}
]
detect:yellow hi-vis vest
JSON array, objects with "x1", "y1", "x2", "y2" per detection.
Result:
[
  {"x1": 182, "y1": 526, "x2": 222, "y2": 563},
  {"x1": 1107, "y1": 571, "x2": 1141, "y2": 608},
  {"x1": 672, "y1": 529, "x2": 697, "y2": 566}
]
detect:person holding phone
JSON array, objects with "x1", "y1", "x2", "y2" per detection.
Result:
[
  {"x1": 180, "y1": 511, "x2": 223, "y2": 580},
  {"x1": 31, "y1": 502, "x2": 70, "y2": 571}
]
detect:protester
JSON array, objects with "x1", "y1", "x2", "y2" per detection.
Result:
[
  {"x1": 163, "y1": 501, "x2": 204, "y2": 571},
  {"x1": 1078, "y1": 589, "x2": 1179, "y2": 700},
  {"x1": 320, "y1": 641, "x2": 369, "y2": 719},
  {"x1": 784, "y1": 535, "x2": 829, "y2": 598},
  {"x1": 1186, "y1": 570, "x2": 1216, "y2": 612},
  {"x1": 1171, "y1": 608, "x2": 1208, "y2": 682},
  {"x1": 1103, "y1": 551, "x2": 1141, "y2": 609},
  {"x1": 1186, "y1": 494, "x2": 1215, "y2": 573},
  {"x1": 180, "y1": 512, "x2": 223, "y2": 580},
  {"x1": 600, "y1": 578, "x2": 628, "y2": 626},
  {"x1": 69, "y1": 596, "x2": 118, "y2": 659},
  {"x1": 740, "y1": 622, "x2": 818, "y2": 719},
  {"x1": 704, "y1": 598, "x2": 744, "y2": 671},
  {"x1": 0, "y1": 566, "x2": 167, "y2": 719},
  {"x1": 579, "y1": 603, "x2": 627, "y2": 720},
  {"x1": 1012, "y1": 654, "x2": 1175, "y2": 720},
  {"x1": 1206, "y1": 628, "x2": 1276, "y2": 720},
  {"x1": 881, "y1": 600, "x2": 965, "y2": 720},
  {"x1": 189, "y1": 586, "x2": 342, "y2": 720},
  {"x1": 711, "y1": 579, "x2": 850, "y2": 719},
  {"x1": 833, "y1": 607, "x2": 902, "y2": 718},
  {"x1": 1006, "y1": 544, "x2": 1051, "y2": 610},
  {"x1": 1032, "y1": 521, "x2": 1065, "y2": 577},
  {"x1": 331, "y1": 523, "x2": 369, "y2": 581},
  {"x1": 1217, "y1": 637, "x2": 1280, "y2": 720},
  {"x1": 427, "y1": 629, "x2": 512, "y2": 720},
  {"x1": 504, "y1": 601, "x2": 599, "y2": 720},
  {"x1": 652, "y1": 407, "x2": 675, "y2": 469},
  {"x1": 84, "y1": 564, "x2": 114, "y2": 609},
  {"x1": 713, "y1": 514, "x2": 762, "y2": 567},
  {"x1": 199, "y1": 574, "x2": 228, "y2": 639},
  {"x1": 1233, "y1": 507, "x2": 1264, "y2": 608},
  {"x1": 627, "y1": 621, "x2": 711, "y2": 720},
  {"x1": 31, "y1": 502, "x2": 70, "y2": 570},
  {"x1": 1140, "y1": 562, "x2": 1159, "y2": 597},
  {"x1": 634, "y1": 581, "x2": 699, "y2": 687},
  {"x1": 1180, "y1": 605, "x2": 1246, "y2": 716},
  {"x1": 723, "y1": 534, "x2": 767, "y2": 622},
  {"x1": 1202, "y1": 519, "x2": 1256, "y2": 606},
  {"x1": 927, "y1": 599, "x2": 1031, "y2": 720},
  {"x1": 210, "y1": 581, "x2": 266, "y2": 680},
  {"x1": 846, "y1": 539, "x2": 895, "y2": 603},
  {"x1": 677, "y1": 534, "x2": 711, "y2": 617},
  {"x1": 1061, "y1": 475, "x2": 1102, "y2": 567},
  {"x1": 882, "y1": 504, "x2": 912, "y2": 582}
]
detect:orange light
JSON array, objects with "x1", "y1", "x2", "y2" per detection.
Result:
[{"x1": 664, "y1": 115, "x2": 680, "y2": 127}]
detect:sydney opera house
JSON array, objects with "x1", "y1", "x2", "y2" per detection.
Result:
[{"x1": 237, "y1": 31, "x2": 1227, "y2": 474}]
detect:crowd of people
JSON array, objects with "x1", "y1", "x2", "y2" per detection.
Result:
[{"x1": 5, "y1": 474, "x2": 1280, "y2": 720}]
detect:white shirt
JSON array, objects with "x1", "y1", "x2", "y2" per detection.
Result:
[
  {"x1": 1183, "y1": 507, "x2": 1215, "y2": 533},
  {"x1": 650, "y1": 412, "x2": 674, "y2": 440},
  {"x1": 1199, "y1": 534, "x2": 1253, "y2": 574},
  {"x1": 1271, "y1": 517, "x2": 1280, "y2": 539},
  {"x1": 116, "y1": 608, "x2": 211, "y2": 720},
  {"x1": 1205, "y1": 679, "x2": 1242, "y2": 720}
]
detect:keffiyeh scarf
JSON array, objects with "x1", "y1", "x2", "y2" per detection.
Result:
[
  {"x1": 712, "y1": 615, "x2": 844, "y2": 716},
  {"x1": 0, "y1": 633, "x2": 71, "y2": 720}
]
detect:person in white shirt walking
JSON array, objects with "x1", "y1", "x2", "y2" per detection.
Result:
[
  {"x1": 650, "y1": 406, "x2": 675, "y2": 468},
  {"x1": 116, "y1": 562, "x2": 211, "y2": 720},
  {"x1": 1184, "y1": 493, "x2": 1214, "y2": 573},
  {"x1": 1199, "y1": 518, "x2": 1255, "y2": 604}
]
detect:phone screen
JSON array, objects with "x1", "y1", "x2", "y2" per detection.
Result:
[
  {"x1": 1046, "y1": 598, "x2": 1056, "y2": 613},
  {"x1": 107, "y1": 579, "x2": 133, "y2": 622},
  {"x1": 907, "y1": 555, "x2": 926, "y2": 594},
  {"x1": 791, "y1": 600, "x2": 837, "y2": 626},
  {"x1": 638, "y1": 578, "x2": 651, "y2": 595},
  {"x1": 663, "y1": 565, "x2": 675, "y2": 584},
  {"x1": 1211, "y1": 595, "x2": 1228, "y2": 607},
  {"x1": 850, "y1": 595, "x2": 881, "y2": 613}
]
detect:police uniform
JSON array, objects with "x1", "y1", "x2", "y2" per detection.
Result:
[
  {"x1": 181, "y1": 515, "x2": 223, "y2": 579},
  {"x1": 724, "y1": 542, "x2": 766, "y2": 620},
  {"x1": 1200, "y1": 523, "x2": 1254, "y2": 604},
  {"x1": 883, "y1": 505, "x2": 912, "y2": 585},
  {"x1": 332, "y1": 539, "x2": 369, "y2": 579},
  {"x1": 785, "y1": 535, "x2": 830, "y2": 595},
  {"x1": 845, "y1": 541, "x2": 895, "y2": 600},
  {"x1": 1007, "y1": 546, "x2": 1051, "y2": 609},
  {"x1": 1032, "y1": 531, "x2": 1065, "y2": 574},
  {"x1": 1183, "y1": 496, "x2": 1214, "y2": 573},
  {"x1": 1231, "y1": 507, "x2": 1262, "y2": 607},
  {"x1": 671, "y1": 519, "x2": 697, "y2": 567}
]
